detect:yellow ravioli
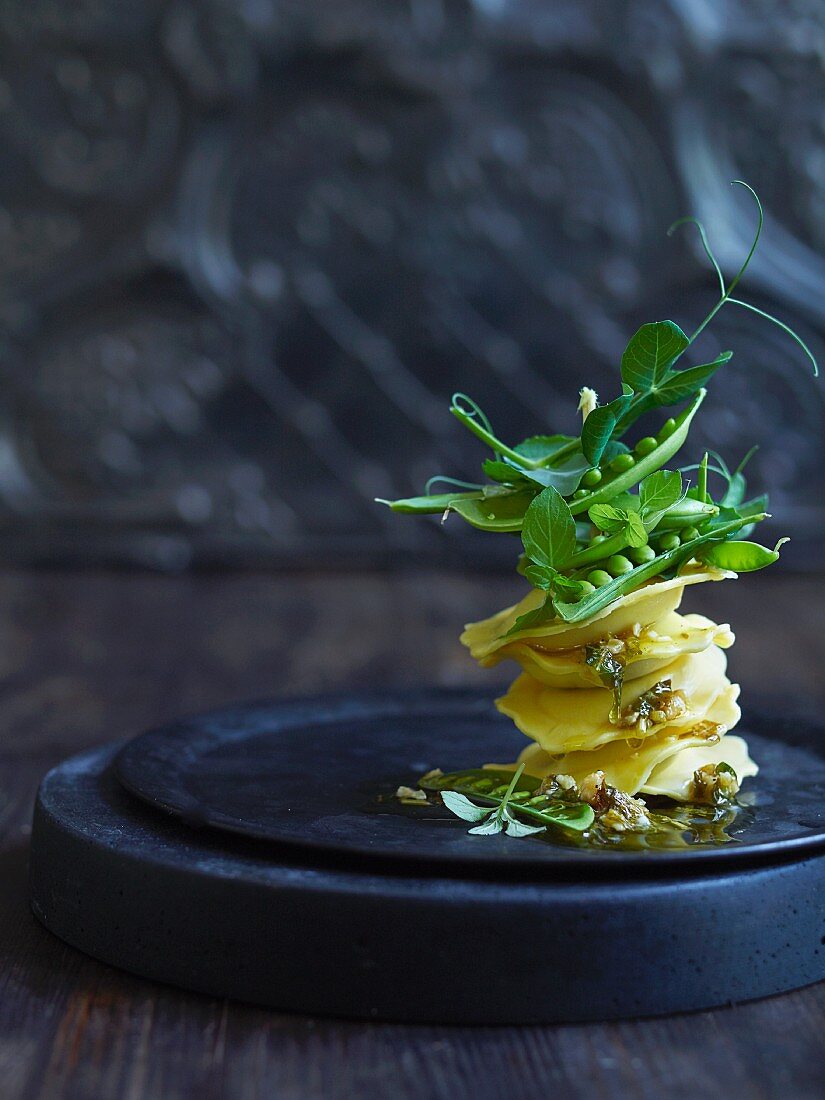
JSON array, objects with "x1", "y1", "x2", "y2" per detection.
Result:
[
  {"x1": 641, "y1": 734, "x2": 758, "y2": 801},
  {"x1": 501, "y1": 686, "x2": 742, "y2": 795},
  {"x1": 461, "y1": 567, "x2": 733, "y2": 665},
  {"x1": 496, "y1": 646, "x2": 734, "y2": 754},
  {"x1": 495, "y1": 612, "x2": 735, "y2": 689}
]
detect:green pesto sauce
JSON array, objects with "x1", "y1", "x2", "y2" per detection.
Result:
[
  {"x1": 383, "y1": 767, "x2": 754, "y2": 851},
  {"x1": 548, "y1": 798, "x2": 753, "y2": 851}
]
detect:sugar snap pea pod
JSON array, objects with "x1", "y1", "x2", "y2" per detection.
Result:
[
  {"x1": 568, "y1": 389, "x2": 705, "y2": 516},
  {"x1": 697, "y1": 538, "x2": 788, "y2": 572},
  {"x1": 653, "y1": 497, "x2": 718, "y2": 530},
  {"x1": 550, "y1": 512, "x2": 767, "y2": 624}
]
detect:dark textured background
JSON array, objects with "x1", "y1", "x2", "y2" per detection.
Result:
[{"x1": 0, "y1": 1, "x2": 823, "y2": 570}]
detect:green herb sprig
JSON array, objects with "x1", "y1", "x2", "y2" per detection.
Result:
[
  {"x1": 378, "y1": 183, "x2": 816, "y2": 623},
  {"x1": 422, "y1": 766, "x2": 595, "y2": 837}
]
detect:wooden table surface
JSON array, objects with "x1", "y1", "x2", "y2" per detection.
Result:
[{"x1": 1, "y1": 568, "x2": 823, "y2": 1100}]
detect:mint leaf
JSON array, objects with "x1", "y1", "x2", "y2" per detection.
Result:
[
  {"x1": 505, "y1": 595, "x2": 556, "y2": 636},
  {"x1": 482, "y1": 459, "x2": 526, "y2": 484},
  {"x1": 502, "y1": 812, "x2": 546, "y2": 838},
  {"x1": 552, "y1": 573, "x2": 587, "y2": 598},
  {"x1": 655, "y1": 353, "x2": 732, "y2": 405},
  {"x1": 440, "y1": 791, "x2": 491, "y2": 822},
  {"x1": 524, "y1": 563, "x2": 556, "y2": 590},
  {"x1": 580, "y1": 388, "x2": 633, "y2": 465},
  {"x1": 638, "y1": 470, "x2": 682, "y2": 528},
  {"x1": 521, "y1": 486, "x2": 575, "y2": 570},
  {"x1": 588, "y1": 502, "x2": 647, "y2": 548},
  {"x1": 509, "y1": 450, "x2": 589, "y2": 496},
  {"x1": 512, "y1": 434, "x2": 576, "y2": 462},
  {"x1": 621, "y1": 320, "x2": 689, "y2": 392},
  {"x1": 588, "y1": 503, "x2": 627, "y2": 533},
  {"x1": 468, "y1": 816, "x2": 505, "y2": 836},
  {"x1": 623, "y1": 509, "x2": 648, "y2": 547}
]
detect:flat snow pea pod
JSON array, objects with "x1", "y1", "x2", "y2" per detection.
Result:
[
  {"x1": 448, "y1": 491, "x2": 536, "y2": 531},
  {"x1": 377, "y1": 490, "x2": 486, "y2": 514},
  {"x1": 698, "y1": 539, "x2": 787, "y2": 572},
  {"x1": 420, "y1": 768, "x2": 537, "y2": 797},
  {"x1": 568, "y1": 389, "x2": 706, "y2": 516}
]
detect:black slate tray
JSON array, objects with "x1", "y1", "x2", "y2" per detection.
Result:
[{"x1": 29, "y1": 690, "x2": 825, "y2": 1023}]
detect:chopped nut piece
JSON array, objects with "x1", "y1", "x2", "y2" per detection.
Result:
[
  {"x1": 615, "y1": 679, "x2": 688, "y2": 731},
  {"x1": 579, "y1": 770, "x2": 609, "y2": 810},
  {"x1": 395, "y1": 785, "x2": 427, "y2": 802},
  {"x1": 685, "y1": 720, "x2": 723, "y2": 744},
  {"x1": 689, "y1": 762, "x2": 740, "y2": 805},
  {"x1": 579, "y1": 770, "x2": 651, "y2": 832},
  {"x1": 537, "y1": 773, "x2": 579, "y2": 800}
]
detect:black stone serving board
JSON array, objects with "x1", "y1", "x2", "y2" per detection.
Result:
[
  {"x1": 29, "y1": 707, "x2": 825, "y2": 1023},
  {"x1": 113, "y1": 688, "x2": 825, "y2": 872}
]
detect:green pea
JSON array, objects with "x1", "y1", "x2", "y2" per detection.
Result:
[
  {"x1": 587, "y1": 569, "x2": 613, "y2": 587},
  {"x1": 581, "y1": 468, "x2": 603, "y2": 488},
  {"x1": 609, "y1": 453, "x2": 636, "y2": 473},
  {"x1": 590, "y1": 533, "x2": 607, "y2": 545},
  {"x1": 658, "y1": 417, "x2": 677, "y2": 440},
  {"x1": 577, "y1": 581, "x2": 596, "y2": 595},
  {"x1": 606, "y1": 554, "x2": 633, "y2": 575},
  {"x1": 528, "y1": 795, "x2": 549, "y2": 806},
  {"x1": 568, "y1": 392, "x2": 705, "y2": 519},
  {"x1": 572, "y1": 488, "x2": 590, "y2": 500},
  {"x1": 634, "y1": 436, "x2": 658, "y2": 456},
  {"x1": 680, "y1": 526, "x2": 701, "y2": 542},
  {"x1": 658, "y1": 532, "x2": 681, "y2": 552},
  {"x1": 510, "y1": 790, "x2": 530, "y2": 801},
  {"x1": 627, "y1": 544, "x2": 656, "y2": 564}
]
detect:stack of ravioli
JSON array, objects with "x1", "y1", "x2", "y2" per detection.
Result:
[{"x1": 461, "y1": 567, "x2": 757, "y2": 801}]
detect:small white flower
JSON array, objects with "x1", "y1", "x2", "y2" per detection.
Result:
[{"x1": 577, "y1": 387, "x2": 598, "y2": 422}]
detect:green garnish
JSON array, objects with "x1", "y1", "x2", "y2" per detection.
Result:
[
  {"x1": 421, "y1": 765, "x2": 595, "y2": 837},
  {"x1": 584, "y1": 642, "x2": 626, "y2": 720},
  {"x1": 377, "y1": 183, "x2": 815, "y2": 624}
]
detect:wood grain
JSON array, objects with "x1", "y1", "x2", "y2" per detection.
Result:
[{"x1": 1, "y1": 569, "x2": 823, "y2": 1099}]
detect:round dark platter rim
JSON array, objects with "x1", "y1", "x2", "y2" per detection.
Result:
[
  {"x1": 112, "y1": 687, "x2": 825, "y2": 877},
  {"x1": 32, "y1": 743, "x2": 825, "y2": 1022}
]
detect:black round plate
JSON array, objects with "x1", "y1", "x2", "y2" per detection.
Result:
[
  {"x1": 30, "y1": 739, "x2": 825, "y2": 1022},
  {"x1": 114, "y1": 688, "x2": 825, "y2": 871}
]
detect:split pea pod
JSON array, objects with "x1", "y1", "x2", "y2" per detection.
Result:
[
  {"x1": 552, "y1": 512, "x2": 768, "y2": 624},
  {"x1": 568, "y1": 389, "x2": 706, "y2": 517}
]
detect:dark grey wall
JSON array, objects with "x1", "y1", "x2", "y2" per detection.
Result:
[{"x1": 0, "y1": 1, "x2": 823, "y2": 570}]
